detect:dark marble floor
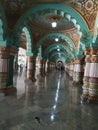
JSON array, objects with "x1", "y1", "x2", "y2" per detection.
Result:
[{"x1": 0, "y1": 70, "x2": 98, "y2": 130}]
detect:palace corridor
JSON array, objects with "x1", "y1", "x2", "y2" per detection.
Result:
[
  {"x1": 0, "y1": 1, "x2": 98, "y2": 129},
  {"x1": 0, "y1": 70, "x2": 98, "y2": 130}
]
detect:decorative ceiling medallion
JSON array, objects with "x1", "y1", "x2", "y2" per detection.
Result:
[
  {"x1": 77, "y1": 0, "x2": 97, "y2": 14},
  {"x1": 46, "y1": 14, "x2": 64, "y2": 22},
  {"x1": 85, "y1": 0, "x2": 93, "y2": 11}
]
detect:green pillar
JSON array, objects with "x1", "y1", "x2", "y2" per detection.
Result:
[{"x1": 7, "y1": 55, "x2": 14, "y2": 87}]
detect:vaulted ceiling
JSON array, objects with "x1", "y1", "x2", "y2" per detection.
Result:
[{"x1": 0, "y1": 0, "x2": 98, "y2": 63}]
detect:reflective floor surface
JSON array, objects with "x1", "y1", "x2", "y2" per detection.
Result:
[{"x1": 0, "y1": 70, "x2": 98, "y2": 130}]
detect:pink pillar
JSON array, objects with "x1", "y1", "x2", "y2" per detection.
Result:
[
  {"x1": 73, "y1": 57, "x2": 84, "y2": 84},
  {"x1": 88, "y1": 48, "x2": 98, "y2": 102},
  {"x1": 68, "y1": 60, "x2": 74, "y2": 79},
  {"x1": 82, "y1": 49, "x2": 91, "y2": 101}
]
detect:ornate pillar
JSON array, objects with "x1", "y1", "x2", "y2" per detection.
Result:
[
  {"x1": 73, "y1": 59, "x2": 76, "y2": 82},
  {"x1": 39, "y1": 59, "x2": 46, "y2": 76},
  {"x1": 65, "y1": 62, "x2": 69, "y2": 75},
  {"x1": 39, "y1": 59, "x2": 44, "y2": 75},
  {"x1": 69, "y1": 60, "x2": 74, "y2": 79},
  {"x1": 73, "y1": 57, "x2": 84, "y2": 84},
  {"x1": 27, "y1": 56, "x2": 36, "y2": 81},
  {"x1": 43, "y1": 60, "x2": 46, "y2": 76},
  {"x1": 0, "y1": 47, "x2": 17, "y2": 95},
  {"x1": 49, "y1": 62, "x2": 52, "y2": 71},
  {"x1": 47, "y1": 61, "x2": 50, "y2": 72},
  {"x1": 88, "y1": 48, "x2": 98, "y2": 102},
  {"x1": 82, "y1": 49, "x2": 91, "y2": 101},
  {"x1": 52, "y1": 63, "x2": 55, "y2": 70}
]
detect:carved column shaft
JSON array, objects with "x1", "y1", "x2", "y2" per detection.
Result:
[
  {"x1": 0, "y1": 47, "x2": 17, "y2": 94},
  {"x1": 47, "y1": 62, "x2": 50, "y2": 72},
  {"x1": 88, "y1": 48, "x2": 98, "y2": 102},
  {"x1": 67, "y1": 60, "x2": 74, "y2": 78},
  {"x1": 82, "y1": 54, "x2": 91, "y2": 100},
  {"x1": 43, "y1": 60, "x2": 46, "y2": 75},
  {"x1": 73, "y1": 57, "x2": 84, "y2": 84},
  {"x1": 39, "y1": 59, "x2": 44, "y2": 75},
  {"x1": 27, "y1": 56, "x2": 36, "y2": 81},
  {"x1": 0, "y1": 50, "x2": 9, "y2": 90}
]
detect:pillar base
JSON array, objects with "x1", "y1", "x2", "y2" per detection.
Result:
[
  {"x1": 81, "y1": 94, "x2": 98, "y2": 104},
  {"x1": 0, "y1": 86, "x2": 16, "y2": 96},
  {"x1": 73, "y1": 81, "x2": 83, "y2": 85},
  {"x1": 87, "y1": 95, "x2": 98, "y2": 104},
  {"x1": 32, "y1": 77, "x2": 36, "y2": 82},
  {"x1": 80, "y1": 94, "x2": 88, "y2": 103},
  {"x1": 42, "y1": 73, "x2": 46, "y2": 77},
  {"x1": 39, "y1": 73, "x2": 45, "y2": 76},
  {"x1": 26, "y1": 77, "x2": 36, "y2": 82}
]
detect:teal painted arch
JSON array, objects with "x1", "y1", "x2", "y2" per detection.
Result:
[
  {"x1": 50, "y1": 56, "x2": 66, "y2": 63},
  {"x1": 23, "y1": 26, "x2": 33, "y2": 55},
  {"x1": 47, "y1": 49, "x2": 68, "y2": 59},
  {"x1": 44, "y1": 43, "x2": 75, "y2": 59},
  {"x1": 14, "y1": 4, "x2": 92, "y2": 47},
  {"x1": 0, "y1": 19, "x2": 6, "y2": 46},
  {"x1": 49, "y1": 51, "x2": 67, "y2": 61},
  {"x1": 93, "y1": 14, "x2": 98, "y2": 44},
  {"x1": 44, "y1": 47, "x2": 69, "y2": 60},
  {"x1": 23, "y1": 26, "x2": 38, "y2": 56},
  {"x1": 49, "y1": 55, "x2": 66, "y2": 63},
  {"x1": 14, "y1": 4, "x2": 89, "y2": 32},
  {"x1": 56, "y1": 57, "x2": 66, "y2": 63},
  {"x1": 0, "y1": 3, "x2": 8, "y2": 46},
  {"x1": 37, "y1": 32, "x2": 77, "y2": 51}
]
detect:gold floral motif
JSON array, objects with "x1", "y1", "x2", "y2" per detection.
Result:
[
  {"x1": 46, "y1": 14, "x2": 63, "y2": 22},
  {"x1": 85, "y1": 0, "x2": 93, "y2": 11}
]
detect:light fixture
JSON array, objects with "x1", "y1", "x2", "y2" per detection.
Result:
[
  {"x1": 57, "y1": 48, "x2": 60, "y2": 51},
  {"x1": 51, "y1": 22, "x2": 57, "y2": 28},
  {"x1": 55, "y1": 38, "x2": 59, "y2": 42}
]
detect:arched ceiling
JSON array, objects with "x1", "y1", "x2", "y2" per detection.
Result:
[
  {"x1": 0, "y1": 0, "x2": 97, "y2": 63},
  {"x1": 31, "y1": 12, "x2": 74, "y2": 31}
]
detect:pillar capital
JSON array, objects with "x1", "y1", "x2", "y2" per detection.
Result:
[
  {"x1": 90, "y1": 48, "x2": 98, "y2": 55},
  {"x1": 84, "y1": 48, "x2": 91, "y2": 55},
  {"x1": 0, "y1": 46, "x2": 18, "y2": 58},
  {"x1": 85, "y1": 55, "x2": 91, "y2": 63},
  {"x1": 27, "y1": 55, "x2": 36, "y2": 61},
  {"x1": 74, "y1": 57, "x2": 84, "y2": 64},
  {"x1": 91, "y1": 55, "x2": 98, "y2": 63}
]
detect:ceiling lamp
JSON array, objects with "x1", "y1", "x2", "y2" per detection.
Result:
[
  {"x1": 57, "y1": 48, "x2": 60, "y2": 51},
  {"x1": 51, "y1": 22, "x2": 57, "y2": 28},
  {"x1": 55, "y1": 38, "x2": 59, "y2": 42}
]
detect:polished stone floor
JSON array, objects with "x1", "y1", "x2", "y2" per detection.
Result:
[{"x1": 0, "y1": 70, "x2": 98, "y2": 130}]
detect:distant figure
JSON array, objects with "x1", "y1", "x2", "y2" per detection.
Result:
[
  {"x1": 61, "y1": 66, "x2": 65, "y2": 71},
  {"x1": 20, "y1": 64, "x2": 23, "y2": 73},
  {"x1": 35, "y1": 116, "x2": 40, "y2": 124}
]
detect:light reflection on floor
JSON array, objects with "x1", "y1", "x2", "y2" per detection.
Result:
[{"x1": 0, "y1": 70, "x2": 98, "y2": 130}]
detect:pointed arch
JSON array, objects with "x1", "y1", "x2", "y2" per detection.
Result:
[{"x1": 0, "y1": 3, "x2": 8, "y2": 46}]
